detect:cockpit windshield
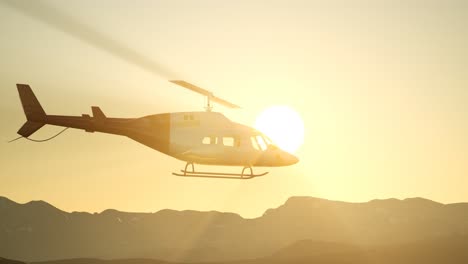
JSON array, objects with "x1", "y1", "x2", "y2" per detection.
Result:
[
  {"x1": 250, "y1": 134, "x2": 274, "y2": 151},
  {"x1": 256, "y1": 135, "x2": 267, "y2": 151}
]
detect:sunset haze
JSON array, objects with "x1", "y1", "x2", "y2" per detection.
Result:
[{"x1": 0, "y1": 0, "x2": 467, "y2": 218}]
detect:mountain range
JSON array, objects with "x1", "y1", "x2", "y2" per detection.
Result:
[{"x1": 1, "y1": 196, "x2": 468, "y2": 263}]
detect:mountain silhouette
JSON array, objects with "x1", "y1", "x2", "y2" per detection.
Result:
[
  {"x1": 4, "y1": 237, "x2": 468, "y2": 264},
  {"x1": 241, "y1": 237, "x2": 468, "y2": 264},
  {"x1": 0, "y1": 257, "x2": 25, "y2": 264},
  {"x1": 1, "y1": 196, "x2": 468, "y2": 262},
  {"x1": 33, "y1": 259, "x2": 170, "y2": 264}
]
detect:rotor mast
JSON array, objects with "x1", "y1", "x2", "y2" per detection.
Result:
[
  {"x1": 205, "y1": 92, "x2": 213, "y2": 112},
  {"x1": 170, "y1": 80, "x2": 240, "y2": 112}
]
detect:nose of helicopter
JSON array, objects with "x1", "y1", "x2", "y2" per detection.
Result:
[
  {"x1": 273, "y1": 150, "x2": 299, "y2": 166},
  {"x1": 259, "y1": 148, "x2": 299, "y2": 167},
  {"x1": 284, "y1": 151, "x2": 299, "y2": 166},
  {"x1": 291, "y1": 153, "x2": 299, "y2": 164}
]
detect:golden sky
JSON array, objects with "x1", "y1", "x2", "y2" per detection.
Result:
[{"x1": 0, "y1": 0, "x2": 467, "y2": 218}]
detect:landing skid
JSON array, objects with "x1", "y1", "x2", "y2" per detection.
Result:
[{"x1": 172, "y1": 162, "x2": 268, "y2": 179}]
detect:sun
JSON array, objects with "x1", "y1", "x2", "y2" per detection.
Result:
[{"x1": 255, "y1": 105, "x2": 304, "y2": 153}]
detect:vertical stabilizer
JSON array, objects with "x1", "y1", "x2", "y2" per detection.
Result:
[
  {"x1": 17, "y1": 84, "x2": 46, "y2": 121},
  {"x1": 16, "y1": 84, "x2": 46, "y2": 137}
]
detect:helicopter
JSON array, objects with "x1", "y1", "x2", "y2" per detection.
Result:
[{"x1": 14, "y1": 81, "x2": 299, "y2": 179}]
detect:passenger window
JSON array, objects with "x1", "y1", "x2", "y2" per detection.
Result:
[
  {"x1": 202, "y1": 137, "x2": 211, "y2": 145},
  {"x1": 202, "y1": 136, "x2": 219, "y2": 144},
  {"x1": 223, "y1": 137, "x2": 235, "y2": 147}
]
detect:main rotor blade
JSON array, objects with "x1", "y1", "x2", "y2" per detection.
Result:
[
  {"x1": 170, "y1": 80, "x2": 240, "y2": 109},
  {"x1": 170, "y1": 80, "x2": 212, "y2": 97},
  {"x1": 3, "y1": 0, "x2": 240, "y2": 109},
  {"x1": 2, "y1": 0, "x2": 177, "y2": 79},
  {"x1": 211, "y1": 96, "x2": 240, "y2": 109}
]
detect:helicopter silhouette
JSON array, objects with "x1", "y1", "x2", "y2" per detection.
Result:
[{"x1": 15, "y1": 82, "x2": 299, "y2": 179}]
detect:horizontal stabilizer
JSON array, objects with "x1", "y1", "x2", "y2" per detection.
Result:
[{"x1": 17, "y1": 121, "x2": 45, "y2": 137}]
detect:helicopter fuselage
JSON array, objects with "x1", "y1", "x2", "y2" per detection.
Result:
[
  {"x1": 49, "y1": 111, "x2": 298, "y2": 167},
  {"x1": 16, "y1": 84, "x2": 298, "y2": 169}
]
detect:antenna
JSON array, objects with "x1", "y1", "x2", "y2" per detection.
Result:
[{"x1": 170, "y1": 80, "x2": 240, "y2": 111}]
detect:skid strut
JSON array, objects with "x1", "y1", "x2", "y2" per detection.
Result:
[{"x1": 173, "y1": 162, "x2": 268, "y2": 179}]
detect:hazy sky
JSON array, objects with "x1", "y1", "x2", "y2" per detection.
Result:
[{"x1": 0, "y1": 0, "x2": 467, "y2": 217}]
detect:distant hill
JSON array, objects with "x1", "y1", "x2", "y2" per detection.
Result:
[
  {"x1": 33, "y1": 259, "x2": 171, "y2": 264},
  {"x1": 4, "y1": 236, "x2": 468, "y2": 264},
  {"x1": 0, "y1": 257, "x2": 25, "y2": 264},
  {"x1": 1, "y1": 196, "x2": 468, "y2": 262},
  {"x1": 253, "y1": 236, "x2": 468, "y2": 264}
]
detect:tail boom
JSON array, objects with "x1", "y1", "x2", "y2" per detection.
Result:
[
  {"x1": 44, "y1": 114, "x2": 133, "y2": 135},
  {"x1": 16, "y1": 84, "x2": 131, "y2": 138}
]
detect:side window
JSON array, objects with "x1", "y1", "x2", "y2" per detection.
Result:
[
  {"x1": 202, "y1": 137, "x2": 211, "y2": 145},
  {"x1": 223, "y1": 137, "x2": 235, "y2": 147},
  {"x1": 202, "y1": 136, "x2": 218, "y2": 145}
]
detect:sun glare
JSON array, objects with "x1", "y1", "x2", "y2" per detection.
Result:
[{"x1": 255, "y1": 106, "x2": 304, "y2": 153}]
